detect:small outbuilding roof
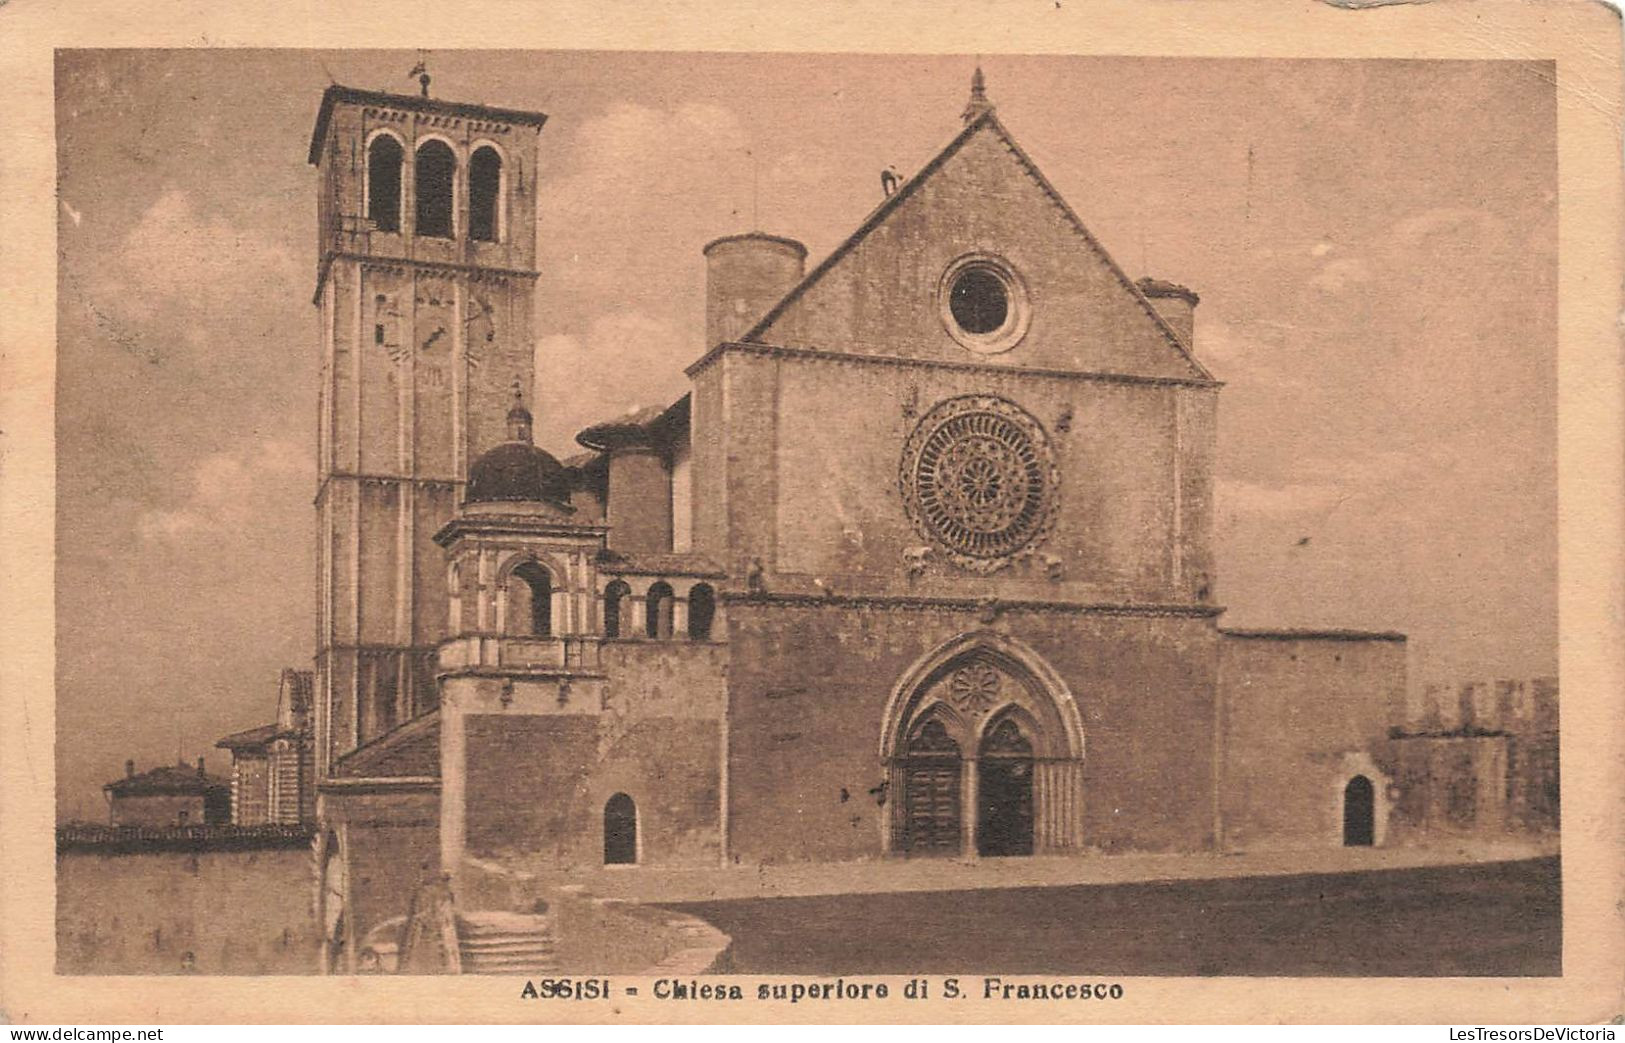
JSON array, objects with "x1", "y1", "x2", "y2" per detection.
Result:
[{"x1": 105, "y1": 763, "x2": 229, "y2": 797}]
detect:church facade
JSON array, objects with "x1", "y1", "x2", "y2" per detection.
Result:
[{"x1": 306, "y1": 73, "x2": 1408, "y2": 969}]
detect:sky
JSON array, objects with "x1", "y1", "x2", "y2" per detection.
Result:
[{"x1": 53, "y1": 51, "x2": 1557, "y2": 820}]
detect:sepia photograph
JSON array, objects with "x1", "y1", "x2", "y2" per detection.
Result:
[
  {"x1": 3, "y1": 0, "x2": 1621, "y2": 1027},
  {"x1": 49, "y1": 45, "x2": 1563, "y2": 978}
]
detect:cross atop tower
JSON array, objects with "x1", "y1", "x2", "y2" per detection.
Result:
[{"x1": 408, "y1": 58, "x2": 430, "y2": 98}]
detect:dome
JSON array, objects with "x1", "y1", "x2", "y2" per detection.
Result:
[{"x1": 466, "y1": 441, "x2": 571, "y2": 506}]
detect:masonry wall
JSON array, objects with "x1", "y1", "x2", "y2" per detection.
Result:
[
  {"x1": 1384, "y1": 735, "x2": 1510, "y2": 841},
  {"x1": 1218, "y1": 634, "x2": 1405, "y2": 850},
  {"x1": 111, "y1": 793, "x2": 208, "y2": 828},
  {"x1": 319, "y1": 788, "x2": 440, "y2": 962},
  {"x1": 724, "y1": 601, "x2": 1220, "y2": 863},
  {"x1": 752, "y1": 354, "x2": 1217, "y2": 606},
  {"x1": 457, "y1": 642, "x2": 726, "y2": 868},
  {"x1": 57, "y1": 846, "x2": 318, "y2": 974}
]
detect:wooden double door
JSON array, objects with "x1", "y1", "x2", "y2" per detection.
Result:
[{"x1": 895, "y1": 717, "x2": 1035, "y2": 857}]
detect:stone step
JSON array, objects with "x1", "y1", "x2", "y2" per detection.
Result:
[
  {"x1": 463, "y1": 956, "x2": 560, "y2": 974},
  {"x1": 461, "y1": 941, "x2": 556, "y2": 956},
  {"x1": 455, "y1": 909, "x2": 558, "y2": 974},
  {"x1": 457, "y1": 911, "x2": 552, "y2": 936}
]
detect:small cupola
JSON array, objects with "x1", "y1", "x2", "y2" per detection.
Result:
[{"x1": 465, "y1": 386, "x2": 571, "y2": 507}]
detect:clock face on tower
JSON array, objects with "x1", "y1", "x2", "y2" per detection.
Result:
[{"x1": 412, "y1": 279, "x2": 456, "y2": 366}]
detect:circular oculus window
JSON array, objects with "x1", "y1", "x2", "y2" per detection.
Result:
[
  {"x1": 899, "y1": 395, "x2": 1059, "y2": 572},
  {"x1": 939, "y1": 255, "x2": 1030, "y2": 354}
]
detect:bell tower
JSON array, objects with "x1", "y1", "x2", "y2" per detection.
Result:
[{"x1": 307, "y1": 80, "x2": 548, "y2": 778}]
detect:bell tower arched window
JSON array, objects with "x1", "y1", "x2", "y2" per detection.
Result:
[
  {"x1": 367, "y1": 135, "x2": 403, "y2": 233},
  {"x1": 468, "y1": 146, "x2": 502, "y2": 243},
  {"x1": 414, "y1": 140, "x2": 456, "y2": 239}
]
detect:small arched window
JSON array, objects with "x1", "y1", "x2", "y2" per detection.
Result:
[
  {"x1": 687, "y1": 583, "x2": 715, "y2": 641},
  {"x1": 645, "y1": 581, "x2": 675, "y2": 639},
  {"x1": 603, "y1": 580, "x2": 632, "y2": 638},
  {"x1": 468, "y1": 146, "x2": 502, "y2": 243},
  {"x1": 508, "y1": 561, "x2": 552, "y2": 637},
  {"x1": 367, "y1": 135, "x2": 403, "y2": 233},
  {"x1": 604, "y1": 793, "x2": 637, "y2": 865},
  {"x1": 415, "y1": 140, "x2": 456, "y2": 239}
]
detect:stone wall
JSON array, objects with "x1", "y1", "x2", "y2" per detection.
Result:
[
  {"x1": 457, "y1": 642, "x2": 726, "y2": 869},
  {"x1": 1386, "y1": 676, "x2": 1559, "y2": 838},
  {"x1": 724, "y1": 600, "x2": 1219, "y2": 862},
  {"x1": 1217, "y1": 631, "x2": 1406, "y2": 851},
  {"x1": 57, "y1": 842, "x2": 318, "y2": 974},
  {"x1": 318, "y1": 787, "x2": 441, "y2": 968}
]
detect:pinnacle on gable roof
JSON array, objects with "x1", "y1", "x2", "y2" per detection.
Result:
[{"x1": 962, "y1": 65, "x2": 994, "y2": 125}]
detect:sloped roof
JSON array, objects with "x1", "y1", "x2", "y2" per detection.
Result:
[
  {"x1": 308, "y1": 85, "x2": 547, "y2": 165},
  {"x1": 332, "y1": 711, "x2": 441, "y2": 779},
  {"x1": 105, "y1": 764, "x2": 229, "y2": 796},
  {"x1": 215, "y1": 723, "x2": 279, "y2": 751},
  {"x1": 575, "y1": 394, "x2": 692, "y2": 453},
  {"x1": 594, "y1": 548, "x2": 726, "y2": 579},
  {"x1": 740, "y1": 109, "x2": 1213, "y2": 382}
]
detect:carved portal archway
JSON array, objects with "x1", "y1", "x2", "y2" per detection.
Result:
[{"x1": 881, "y1": 632, "x2": 1085, "y2": 857}]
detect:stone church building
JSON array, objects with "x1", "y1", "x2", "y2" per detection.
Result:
[{"x1": 305, "y1": 71, "x2": 1410, "y2": 968}]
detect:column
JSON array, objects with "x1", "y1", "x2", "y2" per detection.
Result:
[{"x1": 961, "y1": 758, "x2": 978, "y2": 858}]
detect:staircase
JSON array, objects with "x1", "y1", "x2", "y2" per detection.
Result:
[{"x1": 455, "y1": 911, "x2": 558, "y2": 975}]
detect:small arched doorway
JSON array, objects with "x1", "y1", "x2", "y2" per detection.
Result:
[
  {"x1": 896, "y1": 717, "x2": 962, "y2": 856},
  {"x1": 604, "y1": 793, "x2": 637, "y2": 865},
  {"x1": 977, "y1": 717, "x2": 1034, "y2": 857},
  {"x1": 1343, "y1": 775, "x2": 1375, "y2": 847}
]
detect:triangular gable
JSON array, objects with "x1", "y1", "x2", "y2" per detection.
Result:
[{"x1": 743, "y1": 110, "x2": 1213, "y2": 383}]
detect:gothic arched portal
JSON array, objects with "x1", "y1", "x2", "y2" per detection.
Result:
[{"x1": 881, "y1": 632, "x2": 1084, "y2": 859}]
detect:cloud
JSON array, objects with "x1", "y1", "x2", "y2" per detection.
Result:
[
  {"x1": 1308, "y1": 256, "x2": 1372, "y2": 296},
  {"x1": 1195, "y1": 318, "x2": 1311, "y2": 391},
  {"x1": 92, "y1": 188, "x2": 301, "y2": 323},
  {"x1": 540, "y1": 103, "x2": 751, "y2": 315},
  {"x1": 137, "y1": 439, "x2": 304, "y2": 542},
  {"x1": 533, "y1": 310, "x2": 692, "y2": 453}
]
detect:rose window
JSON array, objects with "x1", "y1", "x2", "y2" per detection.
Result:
[
  {"x1": 900, "y1": 395, "x2": 1059, "y2": 571},
  {"x1": 948, "y1": 661, "x2": 1002, "y2": 711}
]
